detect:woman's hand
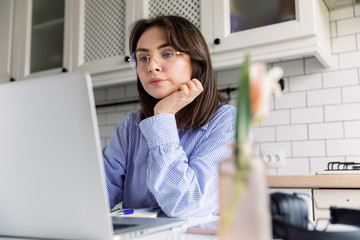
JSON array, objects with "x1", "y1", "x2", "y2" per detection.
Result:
[{"x1": 154, "y1": 78, "x2": 203, "y2": 116}]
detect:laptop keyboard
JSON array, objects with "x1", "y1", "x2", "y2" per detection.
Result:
[{"x1": 113, "y1": 223, "x2": 138, "y2": 231}]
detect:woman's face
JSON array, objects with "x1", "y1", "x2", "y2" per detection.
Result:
[{"x1": 135, "y1": 27, "x2": 193, "y2": 99}]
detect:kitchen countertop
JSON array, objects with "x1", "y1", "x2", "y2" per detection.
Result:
[{"x1": 268, "y1": 174, "x2": 360, "y2": 188}]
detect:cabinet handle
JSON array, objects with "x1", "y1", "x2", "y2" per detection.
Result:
[
  {"x1": 278, "y1": 78, "x2": 284, "y2": 91},
  {"x1": 124, "y1": 56, "x2": 130, "y2": 62},
  {"x1": 213, "y1": 38, "x2": 221, "y2": 45}
]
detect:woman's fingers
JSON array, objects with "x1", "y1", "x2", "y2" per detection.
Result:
[
  {"x1": 179, "y1": 83, "x2": 190, "y2": 95},
  {"x1": 191, "y1": 78, "x2": 203, "y2": 91},
  {"x1": 180, "y1": 79, "x2": 203, "y2": 97},
  {"x1": 154, "y1": 79, "x2": 203, "y2": 115}
]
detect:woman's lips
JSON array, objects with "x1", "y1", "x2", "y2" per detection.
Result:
[{"x1": 149, "y1": 78, "x2": 166, "y2": 85}]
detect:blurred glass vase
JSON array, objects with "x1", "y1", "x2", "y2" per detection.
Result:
[
  {"x1": 218, "y1": 54, "x2": 283, "y2": 240},
  {"x1": 219, "y1": 153, "x2": 271, "y2": 240}
]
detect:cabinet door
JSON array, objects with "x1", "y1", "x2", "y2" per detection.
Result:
[
  {"x1": 211, "y1": 0, "x2": 332, "y2": 69},
  {"x1": 78, "y1": 0, "x2": 208, "y2": 86},
  {"x1": 13, "y1": 0, "x2": 69, "y2": 80},
  {"x1": 0, "y1": 0, "x2": 14, "y2": 83},
  {"x1": 313, "y1": 189, "x2": 360, "y2": 220},
  {"x1": 70, "y1": 0, "x2": 136, "y2": 81},
  {"x1": 134, "y1": 0, "x2": 212, "y2": 49}
]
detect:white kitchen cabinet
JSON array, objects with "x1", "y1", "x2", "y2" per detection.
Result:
[
  {"x1": 70, "y1": 0, "x2": 205, "y2": 87},
  {"x1": 206, "y1": 0, "x2": 333, "y2": 70},
  {"x1": 133, "y1": 0, "x2": 203, "y2": 29},
  {"x1": 132, "y1": 0, "x2": 211, "y2": 60},
  {"x1": 313, "y1": 189, "x2": 360, "y2": 220},
  {"x1": 16, "y1": 0, "x2": 70, "y2": 80},
  {"x1": 137, "y1": 0, "x2": 332, "y2": 70},
  {"x1": 2, "y1": 0, "x2": 332, "y2": 86},
  {"x1": 87, "y1": 0, "x2": 332, "y2": 86},
  {"x1": 69, "y1": 0, "x2": 138, "y2": 87},
  {"x1": 134, "y1": 0, "x2": 211, "y2": 52},
  {"x1": 1, "y1": 0, "x2": 71, "y2": 82},
  {"x1": 0, "y1": 0, "x2": 14, "y2": 83}
]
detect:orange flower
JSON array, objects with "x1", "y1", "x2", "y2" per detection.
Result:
[
  {"x1": 250, "y1": 62, "x2": 283, "y2": 124},
  {"x1": 222, "y1": 54, "x2": 284, "y2": 230}
]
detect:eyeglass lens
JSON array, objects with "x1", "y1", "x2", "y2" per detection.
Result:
[{"x1": 130, "y1": 48, "x2": 179, "y2": 70}]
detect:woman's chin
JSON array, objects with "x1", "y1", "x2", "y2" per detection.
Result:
[{"x1": 149, "y1": 91, "x2": 173, "y2": 100}]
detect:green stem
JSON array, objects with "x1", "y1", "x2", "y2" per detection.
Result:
[
  {"x1": 221, "y1": 170, "x2": 247, "y2": 228},
  {"x1": 221, "y1": 53, "x2": 252, "y2": 229},
  {"x1": 235, "y1": 53, "x2": 251, "y2": 170}
]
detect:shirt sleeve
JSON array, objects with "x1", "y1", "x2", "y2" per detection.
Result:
[
  {"x1": 139, "y1": 107, "x2": 235, "y2": 217},
  {"x1": 102, "y1": 116, "x2": 131, "y2": 209}
]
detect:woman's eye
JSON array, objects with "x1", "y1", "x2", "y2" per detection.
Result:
[
  {"x1": 137, "y1": 54, "x2": 148, "y2": 63},
  {"x1": 161, "y1": 50, "x2": 175, "y2": 59}
]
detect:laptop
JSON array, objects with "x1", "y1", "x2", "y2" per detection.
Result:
[{"x1": 0, "y1": 72, "x2": 187, "y2": 240}]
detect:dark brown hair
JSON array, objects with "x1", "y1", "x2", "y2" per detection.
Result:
[{"x1": 129, "y1": 15, "x2": 228, "y2": 129}]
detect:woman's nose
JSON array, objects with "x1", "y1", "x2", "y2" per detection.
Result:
[{"x1": 147, "y1": 56, "x2": 162, "y2": 72}]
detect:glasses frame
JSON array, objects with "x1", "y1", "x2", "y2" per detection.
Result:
[{"x1": 128, "y1": 48, "x2": 184, "y2": 71}]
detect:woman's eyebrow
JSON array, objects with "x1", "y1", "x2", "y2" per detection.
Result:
[
  {"x1": 157, "y1": 43, "x2": 171, "y2": 49},
  {"x1": 135, "y1": 48, "x2": 149, "y2": 52},
  {"x1": 135, "y1": 43, "x2": 171, "y2": 52}
]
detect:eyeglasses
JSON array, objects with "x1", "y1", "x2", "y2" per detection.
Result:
[{"x1": 129, "y1": 47, "x2": 184, "y2": 71}]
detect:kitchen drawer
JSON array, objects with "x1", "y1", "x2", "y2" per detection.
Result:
[{"x1": 313, "y1": 189, "x2": 360, "y2": 220}]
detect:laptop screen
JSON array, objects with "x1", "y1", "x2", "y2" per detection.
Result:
[{"x1": 0, "y1": 72, "x2": 114, "y2": 239}]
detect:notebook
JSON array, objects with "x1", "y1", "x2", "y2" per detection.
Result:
[{"x1": 0, "y1": 71, "x2": 187, "y2": 240}]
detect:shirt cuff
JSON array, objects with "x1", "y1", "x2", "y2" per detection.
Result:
[{"x1": 139, "y1": 114, "x2": 179, "y2": 149}]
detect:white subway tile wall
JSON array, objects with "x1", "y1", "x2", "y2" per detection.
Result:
[
  {"x1": 330, "y1": 22, "x2": 337, "y2": 38},
  {"x1": 252, "y1": 127, "x2": 275, "y2": 142},
  {"x1": 94, "y1": 4, "x2": 360, "y2": 175},
  {"x1": 307, "y1": 88, "x2": 341, "y2": 106},
  {"x1": 308, "y1": 122, "x2": 344, "y2": 139},
  {"x1": 276, "y1": 125, "x2": 308, "y2": 141},
  {"x1": 259, "y1": 110, "x2": 290, "y2": 126},
  {"x1": 329, "y1": 6, "x2": 354, "y2": 21},
  {"x1": 289, "y1": 73, "x2": 322, "y2": 92},
  {"x1": 275, "y1": 92, "x2": 307, "y2": 109},
  {"x1": 292, "y1": 141, "x2": 326, "y2": 157},
  {"x1": 290, "y1": 107, "x2": 324, "y2": 124},
  {"x1": 339, "y1": 51, "x2": 360, "y2": 69},
  {"x1": 356, "y1": 4, "x2": 360, "y2": 16},
  {"x1": 323, "y1": 68, "x2": 358, "y2": 87},
  {"x1": 337, "y1": 18, "x2": 360, "y2": 36},
  {"x1": 327, "y1": 139, "x2": 360, "y2": 155},
  {"x1": 277, "y1": 158, "x2": 310, "y2": 175},
  {"x1": 94, "y1": 82, "x2": 140, "y2": 147},
  {"x1": 345, "y1": 120, "x2": 360, "y2": 137},
  {"x1": 325, "y1": 103, "x2": 360, "y2": 121},
  {"x1": 332, "y1": 35, "x2": 357, "y2": 53},
  {"x1": 343, "y1": 85, "x2": 360, "y2": 102}
]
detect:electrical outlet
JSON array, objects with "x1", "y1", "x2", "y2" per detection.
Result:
[{"x1": 261, "y1": 149, "x2": 286, "y2": 168}]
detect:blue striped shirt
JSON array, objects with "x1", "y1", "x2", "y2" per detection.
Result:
[{"x1": 102, "y1": 104, "x2": 236, "y2": 217}]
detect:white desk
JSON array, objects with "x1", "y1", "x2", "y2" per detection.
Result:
[
  {"x1": 133, "y1": 228, "x2": 218, "y2": 240},
  {"x1": 160, "y1": 216, "x2": 219, "y2": 240},
  {"x1": 0, "y1": 217, "x2": 219, "y2": 240},
  {"x1": 0, "y1": 232, "x2": 217, "y2": 240}
]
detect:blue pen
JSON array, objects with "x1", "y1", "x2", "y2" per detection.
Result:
[
  {"x1": 116, "y1": 209, "x2": 134, "y2": 215},
  {"x1": 111, "y1": 206, "x2": 161, "y2": 215}
]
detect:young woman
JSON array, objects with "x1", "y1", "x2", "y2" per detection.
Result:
[{"x1": 102, "y1": 15, "x2": 235, "y2": 218}]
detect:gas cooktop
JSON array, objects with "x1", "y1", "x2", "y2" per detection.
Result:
[{"x1": 317, "y1": 161, "x2": 360, "y2": 175}]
